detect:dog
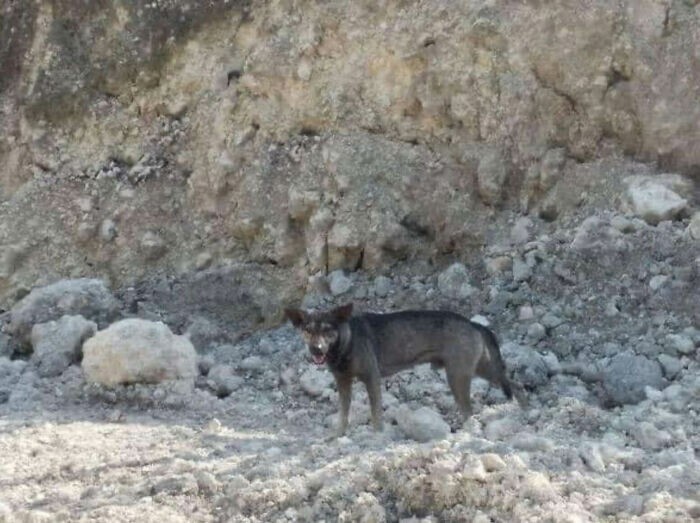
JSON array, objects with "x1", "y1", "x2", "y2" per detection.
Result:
[{"x1": 285, "y1": 302, "x2": 524, "y2": 436}]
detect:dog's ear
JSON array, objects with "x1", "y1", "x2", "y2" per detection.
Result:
[
  {"x1": 284, "y1": 308, "x2": 306, "y2": 328},
  {"x1": 333, "y1": 302, "x2": 353, "y2": 322}
]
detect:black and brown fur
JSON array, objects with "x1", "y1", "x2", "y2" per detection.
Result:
[{"x1": 285, "y1": 303, "x2": 524, "y2": 436}]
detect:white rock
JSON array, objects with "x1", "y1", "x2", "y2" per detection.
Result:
[
  {"x1": 480, "y1": 453, "x2": 506, "y2": 471},
  {"x1": 666, "y1": 334, "x2": 695, "y2": 355},
  {"x1": 396, "y1": 406, "x2": 450, "y2": 442},
  {"x1": 512, "y1": 257, "x2": 532, "y2": 282},
  {"x1": 621, "y1": 176, "x2": 687, "y2": 225},
  {"x1": 82, "y1": 319, "x2": 197, "y2": 386},
  {"x1": 469, "y1": 314, "x2": 490, "y2": 327},
  {"x1": 373, "y1": 276, "x2": 392, "y2": 297},
  {"x1": 649, "y1": 274, "x2": 668, "y2": 290},
  {"x1": 299, "y1": 367, "x2": 334, "y2": 397},
  {"x1": 328, "y1": 270, "x2": 353, "y2": 296},
  {"x1": 511, "y1": 217, "x2": 534, "y2": 244}
]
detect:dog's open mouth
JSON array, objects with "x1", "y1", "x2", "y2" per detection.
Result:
[{"x1": 311, "y1": 353, "x2": 327, "y2": 365}]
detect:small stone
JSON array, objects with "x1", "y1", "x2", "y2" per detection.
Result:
[
  {"x1": 666, "y1": 334, "x2": 695, "y2": 355},
  {"x1": 512, "y1": 257, "x2": 532, "y2": 282},
  {"x1": 687, "y1": 211, "x2": 700, "y2": 240},
  {"x1": 195, "y1": 252, "x2": 213, "y2": 271},
  {"x1": 485, "y1": 256, "x2": 512, "y2": 276},
  {"x1": 610, "y1": 215, "x2": 636, "y2": 233},
  {"x1": 518, "y1": 305, "x2": 534, "y2": 321},
  {"x1": 437, "y1": 263, "x2": 474, "y2": 300},
  {"x1": 207, "y1": 364, "x2": 243, "y2": 396},
  {"x1": 526, "y1": 322, "x2": 546, "y2": 343},
  {"x1": 373, "y1": 276, "x2": 392, "y2": 298},
  {"x1": 649, "y1": 275, "x2": 668, "y2": 291},
  {"x1": 239, "y1": 356, "x2": 265, "y2": 372},
  {"x1": 205, "y1": 418, "x2": 222, "y2": 433},
  {"x1": 396, "y1": 406, "x2": 450, "y2": 442},
  {"x1": 140, "y1": 232, "x2": 167, "y2": 261},
  {"x1": 479, "y1": 453, "x2": 506, "y2": 472},
  {"x1": 299, "y1": 367, "x2": 333, "y2": 397},
  {"x1": 541, "y1": 313, "x2": 565, "y2": 329},
  {"x1": 99, "y1": 219, "x2": 117, "y2": 242},
  {"x1": 511, "y1": 217, "x2": 534, "y2": 244},
  {"x1": 657, "y1": 354, "x2": 682, "y2": 379},
  {"x1": 328, "y1": 270, "x2": 353, "y2": 296},
  {"x1": 579, "y1": 443, "x2": 605, "y2": 472}
]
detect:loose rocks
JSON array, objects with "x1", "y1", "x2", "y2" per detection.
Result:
[{"x1": 8, "y1": 279, "x2": 119, "y2": 344}]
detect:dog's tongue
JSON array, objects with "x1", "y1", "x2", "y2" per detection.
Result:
[{"x1": 312, "y1": 354, "x2": 326, "y2": 365}]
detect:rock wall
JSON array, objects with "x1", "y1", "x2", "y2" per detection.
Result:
[{"x1": 1, "y1": 0, "x2": 698, "y2": 315}]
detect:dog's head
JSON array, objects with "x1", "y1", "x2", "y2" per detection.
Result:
[{"x1": 284, "y1": 303, "x2": 353, "y2": 365}]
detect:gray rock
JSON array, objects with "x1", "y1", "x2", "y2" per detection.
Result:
[
  {"x1": 207, "y1": 364, "x2": 243, "y2": 397},
  {"x1": 666, "y1": 334, "x2": 695, "y2": 355},
  {"x1": 437, "y1": 263, "x2": 474, "y2": 300},
  {"x1": 140, "y1": 231, "x2": 167, "y2": 261},
  {"x1": 299, "y1": 367, "x2": 333, "y2": 397},
  {"x1": 239, "y1": 355, "x2": 265, "y2": 372},
  {"x1": 657, "y1": 354, "x2": 682, "y2": 379},
  {"x1": 396, "y1": 406, "x2": 450, "y2": 442},
  {"x1": 184, "y1": 315, "x2": 226, "y2": 352},
  {"x1": 633, "y1": 421, "x2": 672, "y2": 450},
  {"x1": 512, "y1": 257, "x2": 532, "y2": 283},
  {"x1": 8, "y1": 279, "x2": 119, "y2": 344},
  {"x1": 688, "y1": 211, "x2": 700, "y2": 240},
  {"x1": 328, "y1": 270, "x2": 353, "y2": 296},
  {"x1": 526, "y1": 323, "x2": 546, "y2": 344},
  {"x1": 477, "y1": 149, "x2": 508, "y2": 206},
  {"x1": 373, "y1": 275, "x2": 392, "y2": 298},
  {"x1": 501, "y1": 342, "x2": 549, "y2": 388},
  {"x1": 30, "y1": 315, "x2": 97, "y2": 377},
  {"x1": 82, "y1": 319, "x2": 197, "y2": 387},
  {"x1": 621, "y1": 176, "x2": 688, "y2": 225},
  {"x1": 510, "y1": 217, "x2": 534, "y2": 244},
  {"x1": 601, "y1": 351, "x2": 664, "y2": 406},
  {"x1": 99, "y1": 219, "x2": 117, "y2": 242},
  {"x1": 649, "y1": 274, "x2": 669, "y2": 291}
]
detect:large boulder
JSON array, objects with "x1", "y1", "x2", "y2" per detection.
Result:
[
  {"x1": 500, "y1": 343, "x2": 550, "y2": 389},
  {"x1": 30, "y1": 315, "x2": 96, "y2": 377},
  {"x1": 82, "y1": 319, "x2": 197, "y2": 387},
  {"x1": 620, "y1": 176, "x2": 688, "y2": 225},
  {"x1": 8, "y1": 279, "x2": 119, "y2": 345},
  {"x1": 601, "y1": 351, "x2": 664, "y2": 406}
]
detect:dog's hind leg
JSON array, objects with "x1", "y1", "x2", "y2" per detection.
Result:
[{"x1": 445, "y1": 366, "x2": 473, "y2": 420}]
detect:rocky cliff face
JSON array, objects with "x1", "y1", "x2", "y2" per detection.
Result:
[{"x1": 1, "y1": 0, "x2": 698, "y2": 325}]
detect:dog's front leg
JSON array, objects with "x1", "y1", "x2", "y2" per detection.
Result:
[
  {"x1": 363, "y1": 373, "x2": 384, "y2": 432},
  {"x1": 335, "y1": 374, "x2": 352, "y2": 437}
]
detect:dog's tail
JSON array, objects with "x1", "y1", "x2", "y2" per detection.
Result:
[{"x1": 479, "y1": 325, "x2": 513, "y2": 400}]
